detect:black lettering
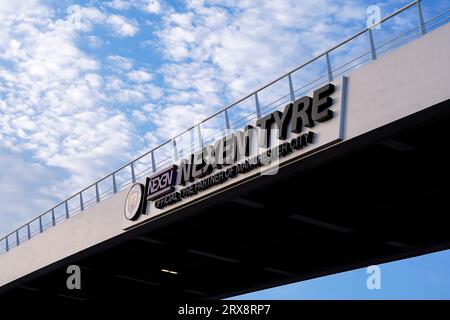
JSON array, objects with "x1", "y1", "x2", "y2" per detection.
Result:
[
  {"x1": 256, "y1": 113, "x2": 274, "y2": 148},
  {"x1": 273, "y1": 103, "x2": 292, "y2": 140},
  {"x1": 177, "y1": 154, "x2": 194, "y2": 185},
  {"x1": 234, "y1": 125, "x2": 254, "y2": 159},
  {"x1": 222, "y1": 134, "x2": 235, "y2": 165},
  {"x1": 291, "y1": 96, "x2": 314, "y2": 133},
  {"x1": 312, "y1": 83, "x2": 335, "y2": 122},
  {"x1": 191, "y1": 149, "x2": 206, "y2": 179}
]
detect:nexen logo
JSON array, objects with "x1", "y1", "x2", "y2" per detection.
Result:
[
  {"x1": 147, "y1": 165, "x2": 177, "y2": 201},
  {"x1": 124, "y1": 83, "x2": 335, "y2": 220}
]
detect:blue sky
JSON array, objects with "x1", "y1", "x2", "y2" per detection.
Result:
[
  {"x1": 0, "y1": 0, "x2": 449, "y2": 298},
  {"x1": 233, "y1": 249, "x2": 450, "y2": 300}
]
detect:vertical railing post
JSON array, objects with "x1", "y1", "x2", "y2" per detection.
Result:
[
  {"x1": 197, "y1": 125, "x2": 203, "y2": 148},
  {"x1": 112, "y1": 172, "x2": 117, "y2": 193},
  {"x1": 65, "y1": 201, "x2": 70, "y2": 219},
  {"x1": 179, "y1": 141, "x2": 183, "y2": 158},
  {"x1": 51, "y1": 209, "x2": 56, "y2": 226},
  {"x1": 288, "y1": 74, "x2": 295, "y2": 102},
  {"x1": 39, "y1": 216, "x2": 43, "y2": 233},
  {"x1": 5, "y1": 237, "x2": 9, "y2": 252},
  {"x1": 368, "y1": 29, "x2": 377, "y2": 60},
  {"x1": 417, "y1": 0, "x2": 426, "y2": 36},
  {"x1": 190, "y1": 128, "x2": 195, "y2": 153},
  {"x1": 151, "y1": 151, "x2": 157, "y2": 173},
  {"x1": 80, "y1": 192, "x2": 84, "y2": 211},
  {"x1": 224, "y1": 109, "x2": 231, "y2": 132},
  {"x1": 130, "y1": 162, "x2": 136, "y2": 183},
  {"x1": 326, "y1": 52, "x2": 333, "y2": 82},
  {"x1": 27, "y1": 223, "x2": 31, "y2": 240},
  {"x1": 173, "y1": 140, "x2": 179, "y2": 162},
  {"x1": 254, "y1": 92, "x2": 261, "y2": 119},
  {"x1": 16, "y1": 230, "x2": 20, "y2": 246},
  {"x1": 95, "y1": 182, "x2": 100, "y2": 203}
]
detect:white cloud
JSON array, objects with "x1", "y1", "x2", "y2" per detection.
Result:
[
  {"x1": 127, "y1": 69, "x2": 153, "y2": 82},
  {"x1": 104, "y1": 0, "x2": 132, "y2": 11},
  {"x1": 107, "y1": 14, "x2": 139, "y2": 37},
  {"x1": 0, "y1": 148, "x2": 60, "y2": 238},
  {"x1": 0, "y1": 1, "x2": 152, "y2": 197},
  {"x1": 0, "y1": 0, "x2": 44, "y2": 14},
  {"x1": 140, "y1": 39, "x2": 154, "y2": 48},
  {"x1": 85, "y1": 35, "x2": 105, "y2": 48},
  {"x1": 132, "y1": 109, "x2": 148, "y2": 122},
  {"x1": 0, "y1": 0, "x2": 374, "y2": 238},
  {"x1": 145, "y1": 0, "x2": 367, "y2": 144},
  {"x1": 67, "y1": 5, "x2": 139, "y2": 37},
  {"x1": 102, "y1": 0, "x2": 162, "y2": 14},
  {"x1": 140, "y1": 0, "x2": 162, "y2": 14},
  {"x1": 104, "y1": 74, "x2": 163, "y2": 102},
  {"x1": 108, "y1": 54, "x2": 134, "y2": 70},
  {"x1": 0, "y1": 0, "x2": 168, "y2": 237}
]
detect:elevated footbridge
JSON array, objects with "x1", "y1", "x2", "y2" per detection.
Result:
[{"x1": 1, "y1": 1, "x2": 449, "y2": 302}]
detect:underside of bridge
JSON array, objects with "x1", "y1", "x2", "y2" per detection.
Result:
[{"x1": 2, "y1": 100, "x2": 450, "y2": 302}]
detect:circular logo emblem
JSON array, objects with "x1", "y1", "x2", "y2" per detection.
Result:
[{"x1": 124, "y1": 183, "x2": 144, "y2": 221}]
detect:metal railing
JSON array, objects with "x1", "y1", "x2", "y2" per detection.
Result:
[{"x1": 1, "y1": 0, "x2": 448, "y2": 254}]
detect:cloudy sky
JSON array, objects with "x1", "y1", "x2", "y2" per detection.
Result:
[
  {"x1": 0, "y1": 0, "x2": 372, "y2": 236},
  {"x1": 0, "y1": 0, "x2": 449, "y2": 298}
]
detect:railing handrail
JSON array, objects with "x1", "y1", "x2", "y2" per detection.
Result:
[{"x1": 1, "y1": 0, "x2": 447, "y2": 249}]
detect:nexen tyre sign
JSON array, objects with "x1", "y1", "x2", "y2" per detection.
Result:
[{"x1": 123, "y1": 78, "x2": 347, "y2": 228}]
